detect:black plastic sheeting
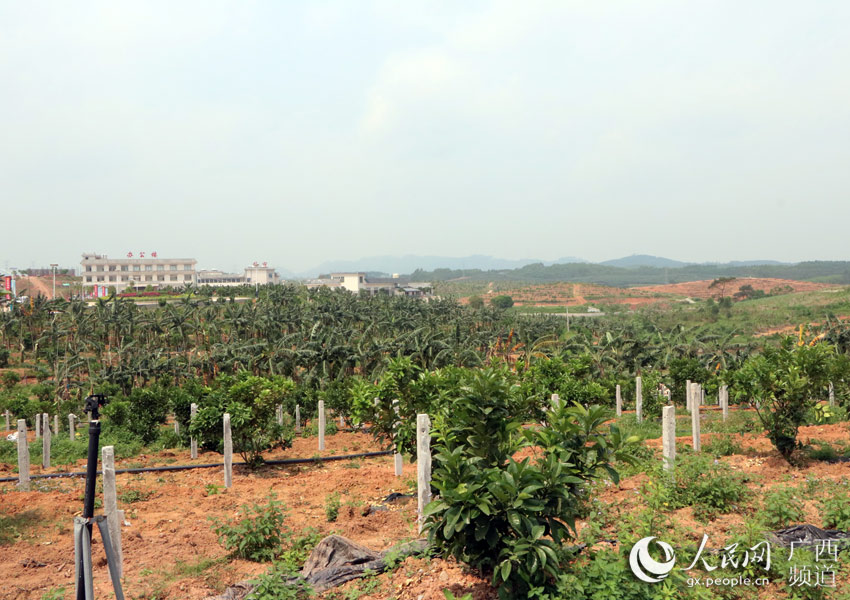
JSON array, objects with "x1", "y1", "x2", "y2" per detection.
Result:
[{"x1": 0, "y1": 450, "x2": 392, "y2": 483}]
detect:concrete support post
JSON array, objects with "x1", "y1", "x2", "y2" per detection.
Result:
[
  {"x1": 35, "y1": 413, "x2": 41, "y2": 439},
  {"x1": 42, "y1": 413, "x2": 51, "y2": 469},
  {"x1": 173, "y1": 418, "x2": 179, "y2": 436},
  {"x1": 416, "y1": 413, "x2": 431, "y2": 534},
  {"x1": 53, "y1": 414, "x2": 59, "y2": 436},
  {"x1": 295, "y1": 404, "x2": 301, "y2": 433},
  {"x1": 223, "y1": 413, "x2": 233, "y2": 488},
  {"x1": 829, "y1": 382, "x2": 835, "y2": 408},
  {"x1": 691, "y1": 385, "x2": 701, "y2": 452},
  {"x1": 615, "y1": 385, "x2": 622, "y2": 417},
  {"x1": 662, "y1": 406, "x2": 676, "y2": 471},
  {"x1": 4, "y1": 410, "x2": 9, "y2": 431},
  {"x1": 276, "y1": 404, "x2": 283, "y2": 426},
  {"x1": 686, "y1": 379, "x2": 692, "y2": 412},
  {"x1": 17, "y1": 420, "x2": 29, "y2": 491},
  {"x1": 68, "y1": 414, "x2": 76, "y2": 442},
  {"x1": 102, "y1": 446, "x2": 123, "y2": 579},
  {"x1": 393, "y1": 399, "x2": 402, "y2": 477},
  {"x1": 635, "y1": 376, "x2": 643, "y2": 423},
  {"x1": 190, "y1": 403, "x2": 198, "y2": 459},
  {"x1": 318, "y1": 400, "x2": 326, "y2": 451},
  {"x1": 720, "y1": 385, "x2": 729, "y2": 421}
]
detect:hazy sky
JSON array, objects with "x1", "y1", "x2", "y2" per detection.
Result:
[{"x1": 2, "y1": 1, "x2": 849, "y2": 274}]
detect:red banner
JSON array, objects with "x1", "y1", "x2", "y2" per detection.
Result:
[{"x1": 3, "y1": 276, "x2": 11, "y2": 291}]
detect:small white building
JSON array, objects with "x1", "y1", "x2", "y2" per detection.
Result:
[
  {"x1": 305, "y1": 272, "x2": 432, "y2": 298},
  {"x1": 197, "y1": 263, "x2": 281, "y2": 287}
]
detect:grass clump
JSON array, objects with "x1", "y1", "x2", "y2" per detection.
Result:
[
  {"x1": 649, "y1": 453, "x2": 750, "y2": 521},
  {"x1": 325, "y1": 493, "x2": 341, "y2": 522}
]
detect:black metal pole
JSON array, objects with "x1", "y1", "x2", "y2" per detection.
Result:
[{"x1": 77, "y1": 395, "x2": 106, "y2": 600}]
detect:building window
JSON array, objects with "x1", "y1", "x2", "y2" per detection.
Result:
[
  {"x1": 121, "y1": 265, "x2": 128, "y2": 271},
  {"x1": 85, "y1": 266, "x2": 91, "y2": 272},
  {"x1": 183, "y1": 264, "x2": 192, "y2": 270},
  {"x1": 85, "y1": 276, "x2": 92, "y2": 282},
  {"x1": 145, "y1": 265, "x2": 152, "y2": 271},
  {"x1": 145, "y1": 275, "x2": 151, "y2": 282},
  {"x1": 97, "y1": 276, "x2": 104, "y2": 282},
  {"x1": 170, "y1": 265, "x2": 177, "y2": 270},
  {"x1": 121, "y1": 276, "x2": 128, "y2": 282},
  {"x1": 96, "y1": 266, "x2": 104, "y2": 272},
  {"x1": 133, "y1": 265, "x2": 140, "y2": 271},
  {"x1": 109, "y1": 276, "x2": 116, "y2": 282},
  {"x1": 157, "y1": 265, "x2": 164, "y2": 271},
  {"x1": 109, "y1": 266, "x2": 116, "y2": 271},
  {"x1": 156, "y1": 275, "x2": 164, "y2": 281},
  {"x1": 170, "y1": 275, "x2": 178, "y2": 281},
  {"x1": 184, "y1": 274, "x2": 192, "y2": 280}
]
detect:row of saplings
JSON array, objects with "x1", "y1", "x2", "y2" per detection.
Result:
[{"x1": 233, "y1": 338, "x2": 845, "y2": 599}]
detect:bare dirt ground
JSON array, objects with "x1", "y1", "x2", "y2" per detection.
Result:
[
  {"x1": 635, "y1": 278, "x2": 838, "y2": 299},
  {"x1": 2, "y1": 423, "x2": 849, "y2": 600},
  {"x1": 505, "y1": 283, "x2": 664, "y2": 309},
  {"x1": 13, "y1": 276, "x2": 77, "y2": 301},
  {"x1": 493, "y1": 278, "x2": 841, "y2": 311}
]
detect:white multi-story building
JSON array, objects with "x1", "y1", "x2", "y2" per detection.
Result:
[{"x1": 80, "y1": 253, "x2": 197, "y2": 292}]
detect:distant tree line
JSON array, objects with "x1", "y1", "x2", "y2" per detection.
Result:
[{"x1": 411, "y1": 261, "x2": 850, "y2": 287}]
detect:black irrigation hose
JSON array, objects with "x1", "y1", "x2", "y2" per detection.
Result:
[{"x1": 0, "y1": 450, "x2": 393, "y2": 483}]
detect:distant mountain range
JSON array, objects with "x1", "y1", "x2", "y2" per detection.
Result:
[
  {"x1": 293, "y1": 255, "x2": 588, "y2": 278},
  {"x1": 289, "y1": 254, "x2": 792, "y2": 279}
]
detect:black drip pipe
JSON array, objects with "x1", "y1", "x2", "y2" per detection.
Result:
[{"x1": 0, "y1": 450, "x2": 393, "y2": 483}]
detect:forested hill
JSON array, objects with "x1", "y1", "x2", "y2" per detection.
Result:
[{"x1": 410, "y1": 261, "x2": 850, "y2": 287}]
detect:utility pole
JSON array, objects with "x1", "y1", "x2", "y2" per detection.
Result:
[{"x1": 50, "y1": 264, "x2": 58, "y2": 299}]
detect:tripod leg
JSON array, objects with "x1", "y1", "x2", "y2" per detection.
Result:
[
  {"x1": 74, "y1": 518, "x2": 83, "y2": 600},
  {"x1": 97, "y1": 516, "x2": 126, "y2": 600},
  {"x1": 74, "y1": 517, "x2": 95, "y2": 600}
]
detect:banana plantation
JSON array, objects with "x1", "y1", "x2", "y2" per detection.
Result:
[{"x1": 2, "y1": 284, "x2": 850, "y2": 599}]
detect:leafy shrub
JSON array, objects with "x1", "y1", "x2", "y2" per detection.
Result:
[
  {"x1": 820, "y1": 487, "x2": 850, "y2": 530},
  {"x1": 762, "y1": 486, "x2": 804, "y2": 528},
  {"x1": 519, "y1": 356, "x2": 608, "y2": 422},
  {"x1": 191, "y1": 373, "x2": 295, "y2": 468},
  {"x1": 734, "y1": 337, "x2": 834, "y2": 462},
  {"x1": 1, "y1": 371, "x2": 20, "y2": 390},
  {"x1": 211, "y1": 494, "x2": 287, "y2": 562},
  {"x1": 425, "y1": 370, "x2": 634, "y2": 599},
  {"x1": 101, "y1": 385, "x2": 171, "y2": 444},
  {"x1": 668, "y1": 358, "x2": 710, "y2": 408},
  {"x1": 490, "y1": 295, "x2": 514, "y2": 309},
  {"x1": 367, "y1": 358, "x2": 461, "y2": 455}
]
